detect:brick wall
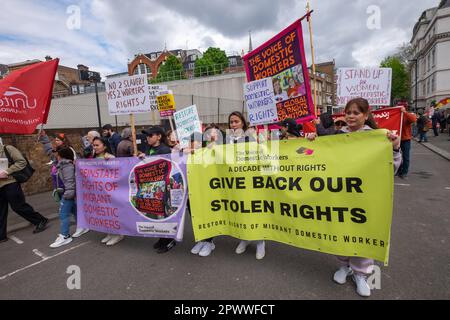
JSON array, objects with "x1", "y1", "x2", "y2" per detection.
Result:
[
  {"x1": 1, "y1": 129, "x2": 86, "y2": 195},
  {"x1": 1, "y1": 126, "x2": 148, "y2": 195}
]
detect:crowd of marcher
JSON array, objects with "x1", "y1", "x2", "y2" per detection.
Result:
[{"x1": 3, "y1": 97, "x2": 435, "y2": 298}]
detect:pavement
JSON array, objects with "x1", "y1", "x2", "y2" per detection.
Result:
[
  {"x1": 1, "y1": 140, "x2": 449, "y2": 300},
  {"x1": 414, "y1": 129, "x2": 450, "y2": 160}
]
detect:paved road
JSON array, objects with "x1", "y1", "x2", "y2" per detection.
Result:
[{"x1": 0, "y1": 141, "x2": 449, "y2": 300}]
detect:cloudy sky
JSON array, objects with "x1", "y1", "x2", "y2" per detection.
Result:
[{"x1": 0, "y1": 0, "x2": 439, "y2": 78}]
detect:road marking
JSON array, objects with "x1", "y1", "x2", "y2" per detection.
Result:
[
  {"x1": 9, "y1": 236, "x2": 24, "y2": 245},
  {"x1": 0, "y1": 241, "x2": 91, "y2": 281},
  {"x1": 395, "y1": 183, "x2": 411, "y2": 187},
  {"x1": 446, "y1": 187, "x2": 450, "y2": 190},
  {"x1": 32, "y1": 249, "x2": 49, "y2": 260}
]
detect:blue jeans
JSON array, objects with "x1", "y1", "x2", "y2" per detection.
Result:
[
  {"x1": 419, "y1": 131, "x2": 428, "y2": 142},
  {"x1": 398, "y1": 140, "x2": 411, "y2": 177},
  {"x1": 59, "y1": 198, "x2": 76, "y2": 236}
]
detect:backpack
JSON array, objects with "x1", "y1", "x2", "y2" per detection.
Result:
[{"x1": 3, "y1": 145, "x2": 35, "y2": 183}]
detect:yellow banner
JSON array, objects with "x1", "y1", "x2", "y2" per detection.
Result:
[
  {"x1": 156, "y1": 94, "x2": 176, "y2": 111},
  {"x1": 187, "y1": 130, "x2": 394, "y2": 264}
]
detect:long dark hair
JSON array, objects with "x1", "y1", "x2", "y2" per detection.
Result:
[
  {"x1": 228, "y1": 111, "x2": 248, "y2": 131},
  {"x1": 344, "y1": 98, "x2": 378, "y2": 129},
  {"x1": 92, "y1": 137, "x2": 113, "y2": 156}
]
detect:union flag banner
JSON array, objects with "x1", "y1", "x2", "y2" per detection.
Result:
[
  {"x1": 243, "y1": 19, "x2": 315, "y2": 125},
  {"x1": 333, "y1": 107, "x2": 403, "y2": 137},
  {"x1": 0, "y1": 59, "x2": 59, "y2": 134}
]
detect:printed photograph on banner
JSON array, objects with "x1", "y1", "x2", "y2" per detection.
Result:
[
  {"x1": 129, "y1": 158, "x2": 186, "y2": 220},
  {"x1": 243, "y1": 19, "x2": 315, "y2": 124},
  {"x1": 244, "y1": 78, "x2": 278, "y2": 126}
]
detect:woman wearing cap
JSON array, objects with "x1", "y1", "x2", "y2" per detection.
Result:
[
  {"x1": 138, "y1": 126, "x2": 175, "y2": 254},
  {"x1": 226, "y1": 112, "x2": 265, "y2": 260},
  {"x1": 92, "y1": 137, "x2": 124, "y2": 246},
  {"x1": 315, "y1": 113, "x2": 337, "y2": 136},
  {"x1": 306, "y1": 98, "x2": 401, "y2": 297},
  {"x1": 334, "y1": 117, "x2": 347, "y2": 132}
]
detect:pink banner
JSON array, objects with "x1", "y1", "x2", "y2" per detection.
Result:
[{"x1": 243, "y1": 19, "x2": 315, "y2": 124}]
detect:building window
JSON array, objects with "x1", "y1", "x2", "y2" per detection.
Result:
[
  {"x1": 432, "y1": 47, "x2": 436, "y2": 67},
  {"x1": 432, "y1": 74, "x2": 436, "y2": 93},
  {"x1": 229, "y1": 57, "x2": 237, "y2": 66},
  {"x1": 188, "y1": 62, "x2": 195, "y2": 70}
]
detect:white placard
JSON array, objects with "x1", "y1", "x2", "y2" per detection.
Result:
[
  {"x1": 149, "y1": 85, "x2": 168, "y2": 111},
  {"x1": 336, "y1": 68, "x2": 392, "y2": 106},
  {"x1": 244, "y1": 78, "x2": 278, "y2": 126},
  {"x1": 174, "y1": 105, "x2": 202, "y2": 149},
  {"x1": 105, "y1": 74, "x2": 151, "y2": 115},
  {"x1": 170, "y1": 189, "x2": 184, "y2": 207}
]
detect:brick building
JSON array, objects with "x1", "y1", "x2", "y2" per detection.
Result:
[
  {"x1": 128, "y1": 48, "x2": 244, "y2": 80},
  {"x1": 128, "y1": 49, "x2": 202, "y2": 79},
  {"x1": 4, "y1": 56, "x2": 100, "y2": 98},
  {"x1": 308, "y1": 60, "x2": 336, "y2": 114}
]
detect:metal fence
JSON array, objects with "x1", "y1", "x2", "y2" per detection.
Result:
[{"x1": 45, "y1": 91, "x2": 246, "y2": 130}]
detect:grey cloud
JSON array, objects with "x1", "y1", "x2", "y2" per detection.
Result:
[{"x1": 154, "y1": 0, "x2": 287, "y2": 38}]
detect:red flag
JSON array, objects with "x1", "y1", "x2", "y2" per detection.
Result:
[{"x1": 0, "y1": 58, "x2": 59, "y2": 134}]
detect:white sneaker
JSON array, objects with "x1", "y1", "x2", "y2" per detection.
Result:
[
  {"x1": 333, "y1": 266, "x2": 353, "y2": 284},
  {"x1": 352, "y1": 274, "x2": 371, "y2": 297},
  {"x1": 191, "y1": 242, "x2": 206, "y2": 255},
  {"x1": 101, "y1": 234, "x2": 113, "y2": 244},
  {"x1": 49, "y1": 234, "x2": 73, "y2": 248},
  {"x1": 199, "y1": 242, "x2": 215, "y2": 257},
  {"x1": 72, "y1": 228, "x2": 89, "y2": 238},
  {"x1": 256, "y1": 241, "x2": 265, "y2": 260},
  {"x1": 106, "y1": 235, "x2": 124, "y2": 246},
  {"x1": 235, "y1": 240, "x2": 249, "y2": 254}
]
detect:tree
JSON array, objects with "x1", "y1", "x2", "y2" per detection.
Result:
[
  {"x1": 152, "y1": 55, "x2": 185, "y2": 83},
  {"x1": 194, "y1": 47, "x2": 229, "y2": 77},
  {"x1": 380, "y1": 56, "x2": 410, "y2": 105},
  {"x1": 394, "y1": 43, "x2": 414, "y2": 66}
]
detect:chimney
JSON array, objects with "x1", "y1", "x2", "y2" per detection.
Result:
[{"x1": 45, "y1": 56, "x2": 52, "y2": 61}]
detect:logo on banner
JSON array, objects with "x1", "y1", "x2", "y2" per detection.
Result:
[
  {"x1": 1, "y1": 87, "x2": 37, "y2": 111},
  {"x1": 129, "y1": 157, "x2": 186, "y2": 221}
]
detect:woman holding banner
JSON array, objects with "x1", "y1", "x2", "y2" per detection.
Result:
[
  {"x1": 226, "y1": 112, "x2": 265, "y2": 260},
  {"x1": 92, "y1": 137, "x2": 124, "y2": 247},
  {"x1": 190, "y1": 125, "x2": 224, "y2": 257},
  {"x1": 307, "y1": 98, "x2": 401, "y2": 297}
]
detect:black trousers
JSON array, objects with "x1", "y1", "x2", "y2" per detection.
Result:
[{"x1": 0, "y1": 182, "x2": 46, "y2": 239}]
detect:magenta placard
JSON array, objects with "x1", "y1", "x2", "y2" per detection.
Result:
[{"x1": 243, "y1": 19, "x2": 315, "y2": 124}]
